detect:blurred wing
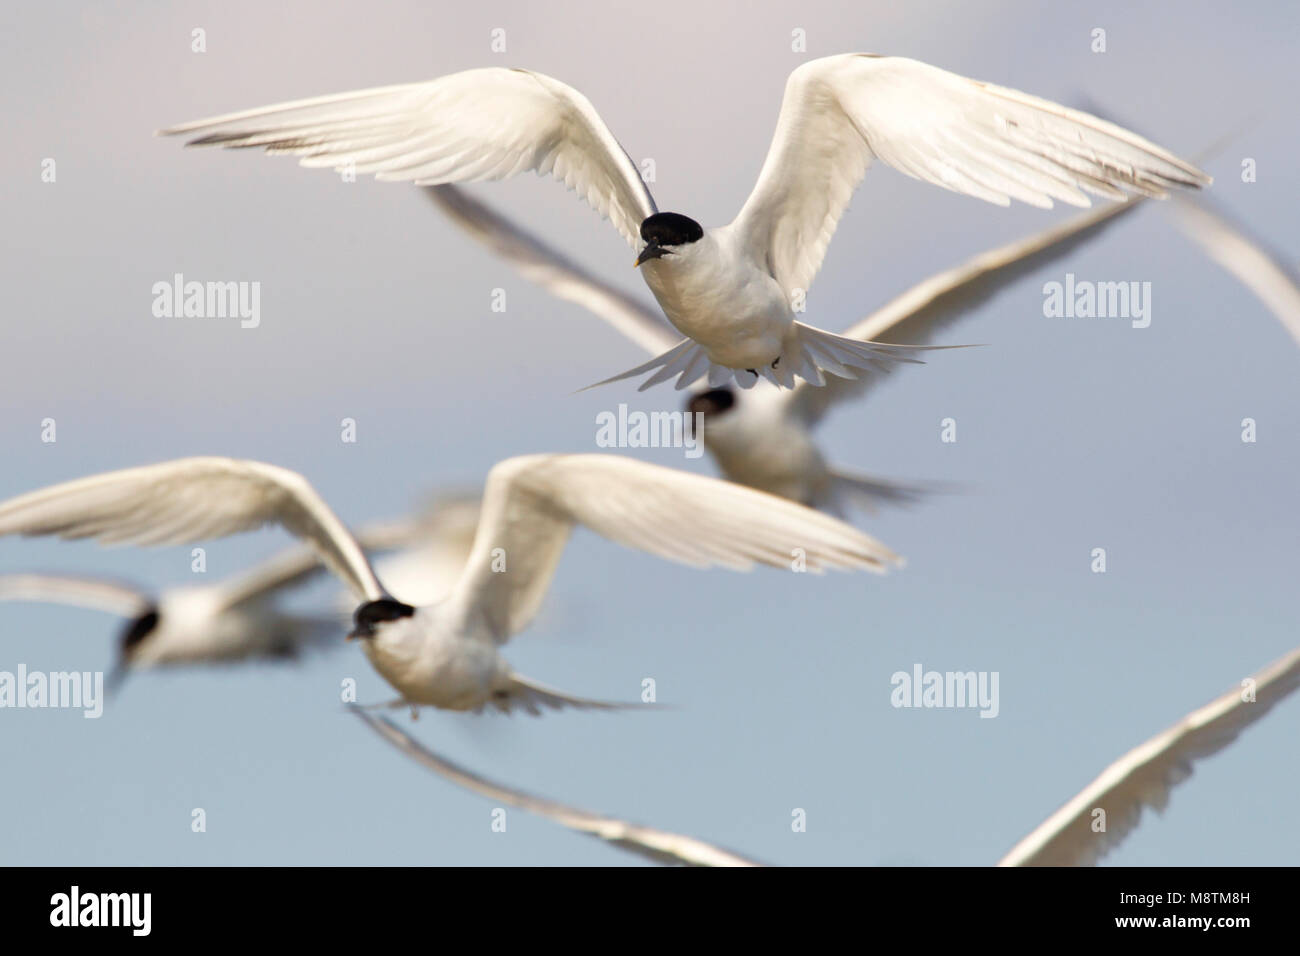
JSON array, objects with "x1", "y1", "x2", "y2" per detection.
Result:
[
  {"x1": 161, "y1": 68, "x2": 657, "y2": 248},
  {"x1": 0, "y1": 573, "x2": 151, "y2": 618},
  {"x1": 351, "y1": 492, "x2": 482, "y2": 554},
  {"x1": 789, "y1": 196, "x2": 1144, "y2": 425},
  {"x1": 423, "y1": 185, "x2": 681, "y2": 355},
  {"x1": 274, "y1": 613, "x2": 351, "y2": 656},
  {"x1": 732, "y1": 54, "x2": 1207, "y2": 298},
  {"x1": 351, "y1": 707, "x2": 763, "y2": 866},
  {"x1": 444, "y1": 453, "x2": 902, "y2": 641},
  {"x1": 490, "y1": 675, "x2": 645, "y2": 716},
  {"x1": 364, "y1": 496, "x2": 483, "y2": 608},
  {"x1": 224, "y1": 498, "x2": 486, "y2": 613},
  {"x1": 212, "y1": 543, "x2": 332, "y2": 612},
  {"x1": 0, "y1": 457, "x2": 385, "y2": 604},
  {"x1": 1172, "y1": 198, "x2": 1300, "y2": 346},
  {"x1": 999, "y1": 646, "x2": 1300, "y2": 866}
]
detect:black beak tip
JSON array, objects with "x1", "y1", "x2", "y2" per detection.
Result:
[{"x1": 634, "y1": 242, "x2": 665, "y2": 268}]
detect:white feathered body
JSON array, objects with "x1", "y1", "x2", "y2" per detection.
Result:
[
  {"x1": 360, "y1": 605, "x2": 511, "y2": 710},
  {"x1": 640, "y1": 228, "x2": 794, "y2": 369},
  {"x1": 699, "y1": 387, "x2": 832, "y2": 506},
  {"x1": 139, "y1": 587, "x2": 321, "y2": 666}
]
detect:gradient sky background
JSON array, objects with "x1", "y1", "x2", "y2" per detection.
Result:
[{"x1": 2, "y1": 1, "x2": 1297, "y2": 866}]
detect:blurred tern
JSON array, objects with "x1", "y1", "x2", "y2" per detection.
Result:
[
  {"x1": 1000, "y1": 645, "x2": 1300, "y2": 866},
  {"x1": 161, "y1": 55, "x2": 1207, "y2": 389},
  {"x1": 351, "y1": 706, "x2": 763, "y2": 866},
  {"x1": 0, "y1": 455, "x2": 899, "y2": 715},
  {"x1": 425, "y1": 183, "x2": 1147, "y2": 514},
  {"x1": 0, "y1": 510, "x2": 465, "y2": 689},
  {"x1": 0, "y1": 552, "x2": 339, "y2": 691}
]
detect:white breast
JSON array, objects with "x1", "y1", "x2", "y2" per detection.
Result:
[
  {"x1": 640, "y1": 229, "x2": 793, "y2": 369},
  {"x1": 702, "y1": 388, "x2": 832, "y2": 505},
  {"x1": 141, "y1": 588, "x2": 271, "y2": 665},
  {"x1": 360, "y1": 606, "x2": 507, "y2": 711}
]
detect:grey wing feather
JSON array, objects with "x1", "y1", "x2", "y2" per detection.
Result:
[{"x1": 0, "y1": 573, "x2": 152, "y2": 618}]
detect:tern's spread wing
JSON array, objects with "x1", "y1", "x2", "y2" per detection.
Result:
[
  {"x1": 1172, "y1": 198, "x2": 1300, "y2": 346},
  {"x1": 423, "y1": 185, "x2": 681, "y2": 355},
  {"x1": 998, "y1": 646, "x2": 1300, "y2": 866},
  {"x1": 351, "y1": 706, "x2": 763, "y2": 867},
  {"x1": 789, "y1": 196, "x2": 1145, "y2": 426},
  {"x1": 731, "y1": 54, "x2": 1207, "y2": 299},
  {"x1": 160, "y1": 68, "x2": 657, "y2": 249},
  {"x1": 0, "y1": 573, "x2": 151, "y2": 619},
  {"x1": 443, "y1": 453, "x2": 902, "y2": 641},
  {"x1": 0, "y1": 458, "x2": 386, "y2": 604}
]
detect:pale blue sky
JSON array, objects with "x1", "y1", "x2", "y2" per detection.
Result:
[{"x1": 1, "y1": 0, "x2": 1296, "y2": 865}]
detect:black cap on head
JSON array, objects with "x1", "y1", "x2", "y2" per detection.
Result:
[
  {"x1": 687, "y1": 388, "x2": 736, "y2": 418},
  {"x1": 118, "y1": 609, "x2": 160, "y2": 657},
  {"x1": 686, "y1": 388, "x2": 736, "y2": 438},
  {"x1": 640, "y1": 212, "x2": 703, "y2": 246},
  {"x1": 349, "y1": 599, "x2": 416, "y2": 640}
]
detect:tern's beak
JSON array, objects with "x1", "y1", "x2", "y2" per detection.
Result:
[{"x1": 634, "y1": 242, "x2": 667, "y2": 268}]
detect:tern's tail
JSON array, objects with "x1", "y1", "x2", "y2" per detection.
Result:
[
  {"x1": 580, "y1": 323, "x2": 968, "y2": 392},
  {"x1": 828, "y1": 468, "x2": 964, "y2": 515},
  {"x1": 493, "y1": 675, "x2": 655, "y2": 717}
]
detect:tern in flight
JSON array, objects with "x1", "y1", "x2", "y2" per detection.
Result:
[
  {"x1": 0, "y1": 455, "x2": 898, "y2": 715},
  {"x1": 0, "y1": 505, "x2": 472, "y2": 690},
  {"x1": 161, "y1": 55, "x2": 1207, "y2": 389},
  {"x1": 423, "y1": 183, "x2": 1147, "y2": 514}
]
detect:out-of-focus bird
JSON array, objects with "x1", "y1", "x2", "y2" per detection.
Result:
[
  {"x1": 0, "y1": 455, "x2": 899, "y2": 715},
  {"x1": 0, "y1": 505, "x2": 476, "y2": 690},
  {"x1": 0, "y1": 551, "x2": 338, "y2": 692},
  {"x1": 424, "y1": 183, "x2": 1147, "y2": 515}
]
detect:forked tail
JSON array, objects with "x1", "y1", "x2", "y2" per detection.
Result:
[
  {"x1": 581, "y1": 323, "x2": 969, "y2": 392},
  {"x1": 828, "y1": 469, "x2": 965, "y2": 515},
  {"x1": 493, "y1": 675, "x2": 657, "y2": 716}
]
